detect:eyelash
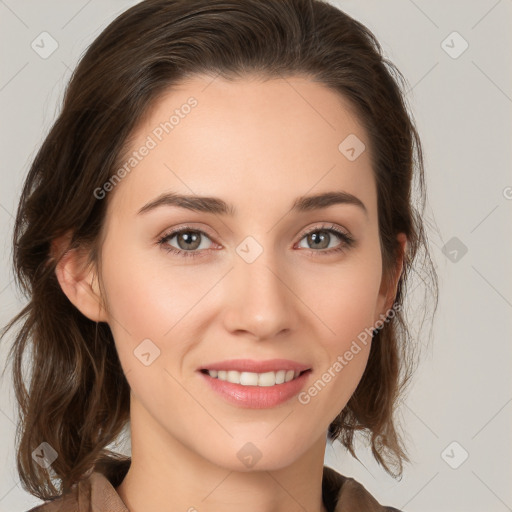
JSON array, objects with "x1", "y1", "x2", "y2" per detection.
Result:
[{"x1": 157, "y1": 224, "x2": 355, "y2": 259}]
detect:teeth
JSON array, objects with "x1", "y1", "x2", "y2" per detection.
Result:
[{"x1": 207, "y1": 369, "x2": 301, "y2": 386}]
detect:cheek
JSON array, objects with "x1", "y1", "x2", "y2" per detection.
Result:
[
  {"x1": 298, "y1": 252, "x2": 383, "y2": 348},
  {"x1": 297, "y1": 274, "x2": 377, "y2": 423},
  {"x1": 98, "y1": 239, "x2": 232, "y2": 394},
  {"x1": 294, "y1": 252, "x2": 382, "y2": 409},
  {"x1": 100, "y1": 241, "x2": 206, "y2": 338},
  {"x1": 99, "y1": 247, "x2": 204, "y2": 407}
]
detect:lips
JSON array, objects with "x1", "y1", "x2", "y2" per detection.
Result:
[
  {"x1": 197, "y1": 359, "x2": 313, "y2": 408},
  {"x1": 199, "y1": 367, "x2": 313, "y2": 408}
]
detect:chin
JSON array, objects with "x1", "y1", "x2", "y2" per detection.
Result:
[{"x1": 208, "y1": 436, "x2": 311, "y2": 473}]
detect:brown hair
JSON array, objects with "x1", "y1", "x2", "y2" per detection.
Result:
[{"x1": 1, "y1": 0, "x2": 438, "y2": 500}]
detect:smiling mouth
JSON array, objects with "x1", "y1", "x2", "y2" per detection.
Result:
[{"x1": 200, "y1": 368, "x2": 311, "y2": 387}]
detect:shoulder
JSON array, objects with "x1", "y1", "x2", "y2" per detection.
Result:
[
  {"x1": 24, "y1": 470, "x2": 128, "y2": 512},
  {"x1": 323, "y1": 465, "x2": 405, "y2": 512},
  {"x1": 25, "y1": 491, "x2": 79, "y2": 512}
]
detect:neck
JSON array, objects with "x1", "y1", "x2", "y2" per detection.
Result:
[{"x1": 116, "y1": 396, "x2": 329, "y2": 512}]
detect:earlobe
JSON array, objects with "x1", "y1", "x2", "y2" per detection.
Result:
[{"x1": 52, "y1": 234, "x2": 108, "y2": 323}]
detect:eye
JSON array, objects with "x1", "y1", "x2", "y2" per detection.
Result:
[
  {"x1": 157, "y1": 223, "x2": 355, "y2": 259},
  {"x1": 296, "y1": 224, "x2": 355, "y2": 256},
  {"x1": 157, "y1": 226, "x2": 214, "y2": 259}
]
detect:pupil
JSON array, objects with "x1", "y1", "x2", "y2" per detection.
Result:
[
  {"x1": 310, "y1": 231, "x2": 328, "y2": 249},
  {"x1": 180, "y1": 231, "x2": 199, "y2": 249}
]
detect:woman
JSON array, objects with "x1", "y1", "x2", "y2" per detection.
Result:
[{"x1": 1, "y1": 0, "x2": 438, "y2": 510}]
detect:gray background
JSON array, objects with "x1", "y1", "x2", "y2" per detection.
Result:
[{"x1": 1, "y1": 1, "x2": 511, "y2": 511}]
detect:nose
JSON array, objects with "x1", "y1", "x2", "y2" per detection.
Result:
[{"x1": 222, "y1": 250, "x2": 299, "y2": 341}]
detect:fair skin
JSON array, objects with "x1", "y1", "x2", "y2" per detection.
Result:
[{"x1": 55, "y1": 74, "x2": 406, "y2": 512}]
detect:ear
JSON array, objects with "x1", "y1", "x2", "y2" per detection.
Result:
[
  {"x1": 52, "y1": 231, "x2": 108, "y2": 323},
  {"x1": 376, "y1": 232, "x2": 407, "y2": 320}
]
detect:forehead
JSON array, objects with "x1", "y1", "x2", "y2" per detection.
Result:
[{"x1": 106, "y1": 74, "x2": 376, "y2": 220}]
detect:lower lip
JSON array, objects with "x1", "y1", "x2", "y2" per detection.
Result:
[{"x1": 199, "y1": 370, "x2": 312, "y2": 409}]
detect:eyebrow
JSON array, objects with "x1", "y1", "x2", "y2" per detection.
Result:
[{"x1": 137, "y1": 190, "x2": 368, "y2": 218}]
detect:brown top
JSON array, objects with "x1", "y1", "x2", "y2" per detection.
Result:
[{"x1": 27, "y1": 460, "x2": 403, "y2": 512}]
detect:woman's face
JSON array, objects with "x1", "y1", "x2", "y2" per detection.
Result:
[{"x1": 92, "y1": 74, "x2": 400, "y2": 470}]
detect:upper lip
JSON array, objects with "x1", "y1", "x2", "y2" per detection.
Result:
[{"x1": 199, "y1": 359, "x2": 311, "y2": 374}]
